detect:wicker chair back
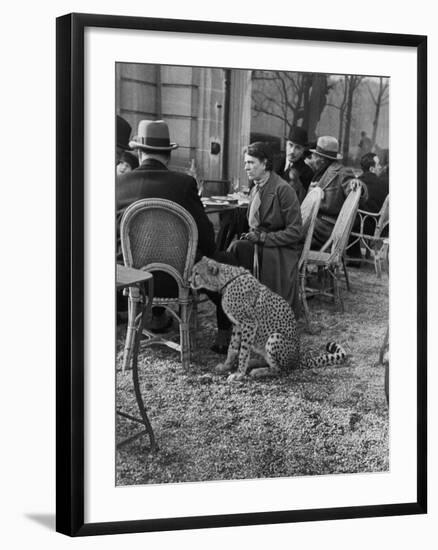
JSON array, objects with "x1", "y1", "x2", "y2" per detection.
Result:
[
  {"x1": 120, "y1": 199, "x2": 198, "y2": 290},
  {"x1": 321, "y1": 181, "x2": 362, "y2": 261},
  {"x1": 299, "y1": 187, "x2": 323, "y2": 271},
  {"x1": 374, "y1": 194, "x2": 389, "y2": 238}
]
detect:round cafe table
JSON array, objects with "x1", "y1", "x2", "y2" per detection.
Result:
[{"x1": 116, "y1": 265, "x2": 157, "y2": 452}]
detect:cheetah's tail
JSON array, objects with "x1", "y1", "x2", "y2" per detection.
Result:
[{"x1": 304, "y1": 342, "x2": 347, "y2": 369}]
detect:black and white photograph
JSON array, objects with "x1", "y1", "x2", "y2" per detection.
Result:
[
  {"x1": 115, "y1": 62, "x2": 390, "y2": 486},
  {"x1": 2, "y1": 0, "x2": 434, "y2": 546}
]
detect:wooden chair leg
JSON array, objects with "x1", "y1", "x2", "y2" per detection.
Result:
[
  {"x1": 342, "y1": 257, "x2": 351, "y2": 291},
  {"x1": 384, "y1": 242, "x2": 390, "y2": 272},
  {"x1": 179, "y1": 303, "x2": 191, "y2": 369},
  {"x1": 191, "y1": 299, "x2": 198, "y2": 352},
  {"x1": 122, "y1": 296, "x2": 137, "y2": 374},
  {"x1": 300, "y1": 272, "x2": 312, "y2": 332},
  {"x1": 375, "y1": 253, "x2": 382, "y2": 278},
  {"x1": 333, "y1": 267, "x2": 344, "y2": 313},
  {"x1": 374, "y1": 243, "x2": 384, "y2": 278}
]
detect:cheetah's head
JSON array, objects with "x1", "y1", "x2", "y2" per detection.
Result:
[{"x1": 190, "y1": 256, "x2": 223, "y2": 292}]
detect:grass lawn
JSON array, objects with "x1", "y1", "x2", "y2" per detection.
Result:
[{"x1": 116, "y1": 264, "x2": 388, "y2": 486}]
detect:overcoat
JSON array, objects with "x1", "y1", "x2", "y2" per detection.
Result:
[
  {"x1": 232, "y1": 171, "x2": 303, "y2": 313},
  {"x1": 308, "y1": 161, "x2": 367, "y2": 247},
  {"x1": 116, "y1": 158, "x2": 216, "y2": 297},
  {"x1": 116, "y1": 158, "x2": 216, "y2": 260},
  {"x1": 360, "y1": 171, "x2": 388, "y2": 214},
  {"x1": 276, "y1": 154, "x2": 314, "y2": 192}
]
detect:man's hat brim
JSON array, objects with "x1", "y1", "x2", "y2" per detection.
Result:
[
  {"x1": 309, "y1": 148, "x2": 343, "y2": 160},
  {"x1": 117, "y1": 142, "x2": 132, "y2": 151},
  {"x1": 129, "y1": 140, "x2": 179, "y2": 152}
]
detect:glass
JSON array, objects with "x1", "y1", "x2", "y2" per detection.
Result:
[{"x1": 231, "y1": 177, "x2": 240, "y2": 194}]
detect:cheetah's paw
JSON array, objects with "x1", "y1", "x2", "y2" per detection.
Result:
[
  {"x1": 215, "y1": 362, "x2": 233, "y2": 374},
  {"x1": 227, "y1": 372, "x2": 245, "y2": 383}
]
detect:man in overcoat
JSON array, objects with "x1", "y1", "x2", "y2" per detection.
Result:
[
  {"x1": 359, "y1": 152, "x2": 388, "y2": 217},
  {"x1": 116, "y1": 119, "x2": 217, "y2": 330},
  {"x1": 276, "y1": 125, "x2": 314, "y2": 202},
  {"x1": 307, "y1": 136, "x2": 367, "y2": 248}
]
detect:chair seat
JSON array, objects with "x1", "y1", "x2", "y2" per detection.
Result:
[
  {"x1": 350, "y1": 231, "x2": 385, "y2": 243},
  {"x1": 153, "y1": 294, "x2": 195, "y2": 305},
  {"x1": 307, "y1": 250, "x2": 339, "y2": 266}
]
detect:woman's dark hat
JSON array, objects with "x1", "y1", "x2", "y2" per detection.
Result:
[
  {"x1": 119, "y1": 151, "x2": 139, "y2": 170},
  {"x1": 129, "y1": 120, "x2": 178, "y2": 151},
  {"x1": 117, "y1": 115, "x2": 132, "y2": 150},
  {"x1": 287, "y1": 126, "x2": 309, "y2": 147}
]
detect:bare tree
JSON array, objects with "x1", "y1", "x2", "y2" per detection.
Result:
[
  {"x1": 302, "y1": 74, "x2": 330, "y2": 140},
  {"x1": 325, "y1": 77, "x2": 348, "y2": 145},
  {"x1": 326, "y1": 75, "x2": 364, "y2": 160},
  {"x1": 342, "y1": 75, "x2": 364, "y2": 160},
  {"x1": 251, "y1": 71, "x2": 330, "y2": 140},
  {"x1": 366, "y1": 77, "x2": 389, "y2": 148}
]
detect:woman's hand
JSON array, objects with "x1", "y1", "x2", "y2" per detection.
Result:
[
  {"x1": 240, "y1": 230, "x2": 266, "y2": 243},
  {"x1": 245, "y1": 231, "x2": 260, "y2": 243}
]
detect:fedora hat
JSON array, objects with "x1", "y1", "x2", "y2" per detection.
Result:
[
  {"x1": 310, "y1": 136, "x2": 343, "y2": 160},
  {"x1": 287, "y1": 126, "x2": 309, "y2": 148},
  {"x1": 129, "y1": 120, "x2": 178, "y2": 151},
  {"x1": 117, "y1": 115, "x2": 132, "y2": 150}
]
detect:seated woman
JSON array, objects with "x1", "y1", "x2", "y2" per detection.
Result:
[{"x1": 228, "y1": 142, "x2": 303, "y2": 317}]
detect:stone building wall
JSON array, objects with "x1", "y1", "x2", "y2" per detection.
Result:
[{"x1": 116, "y1": 63, "x2": 253, "y2": 187}]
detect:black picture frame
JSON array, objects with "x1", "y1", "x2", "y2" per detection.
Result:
[{"x1": 56, "y1": 12, "x2": 427, "y2": 537}]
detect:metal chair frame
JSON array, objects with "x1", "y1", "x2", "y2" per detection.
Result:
[{"x1": 345, "y1": 194, "x2": 389, "y2": 278}]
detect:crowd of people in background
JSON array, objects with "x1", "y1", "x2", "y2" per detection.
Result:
[{"x1": 116, "y1": 115, "x2": 389, "y2": 352}]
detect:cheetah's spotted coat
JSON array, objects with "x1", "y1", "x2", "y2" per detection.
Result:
[{"x1": 191, "y1": 257, "x2": 347, "y2": 381}]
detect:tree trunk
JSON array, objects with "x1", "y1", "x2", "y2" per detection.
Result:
[
  {"x1": 300, "y1": 74, "x2": 313, "y2": 132},
  {"x1": 371, "y1": 101, "x2": 380, "y2": 148},
  {"x1": 307, "y1": 74, "x2": 329, "y2": 141},
  {"x1": 337, "y1": 77, "x2": 347, "y2": 146},
  {"x1": 371, "y1": 78, "x2": 387, "y2": 148},
  {"x1": 342, "y1": 77, "x2": 355, "y2": 161}
]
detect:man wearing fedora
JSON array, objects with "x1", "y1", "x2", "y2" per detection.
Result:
[
  {"x1": 276, "y1": 126, "x2": 314, "y2": 203},
  {"x1": 116, "y1": 119, "x2": 217, "y2": 332},
  {"x1": 307, "y1": 135, "x2": 367, "y2": 248}
]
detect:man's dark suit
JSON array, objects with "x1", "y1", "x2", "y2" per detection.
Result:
[
  {"x1": 116, "y1": 158, "x2": 216, "y2": 296},
  {"x1": 348, "y1": 170, "x2": 389, "y2": 259},
  {"x1": 360, "y1": 171, "x2": 389, "y2": 215},
  {"x1": 276, "y1": 155, "x2": 314, "y2": 193}
]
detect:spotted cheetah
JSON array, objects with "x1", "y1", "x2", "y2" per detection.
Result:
[{"x1": 190, "y1": 257, "x2": 346, "y2": 382}]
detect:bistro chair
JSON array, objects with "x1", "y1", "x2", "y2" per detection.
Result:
[
  {"x1": 300, "y1": 181, "x2": 362, "y2": 316},
  {"x1": 300, "y1": 186, "x2": 324, "y2": 235},
  {"x1": 345, "y1": 194, "x2": 389, "y2": 278},
  {"x1": 298, "y1": 187, "x2": 323, "y2": 330},
  {"x1": 120, "y1": 199, "x2": 198, "y2": 371}
]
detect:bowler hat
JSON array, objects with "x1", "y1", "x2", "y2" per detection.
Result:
[
  {"x1": 129, "y1": 120, "x2": 178, "y2": 151},
  {"x1": 310, "y1": 136, "x2": 343, "y2": 160},
  {"x1": 117, "y1": 115, "x2": 132, "y2": 150},
  {"x1": 287, "y1": 126, "x2": 309, "y2": 147}
]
